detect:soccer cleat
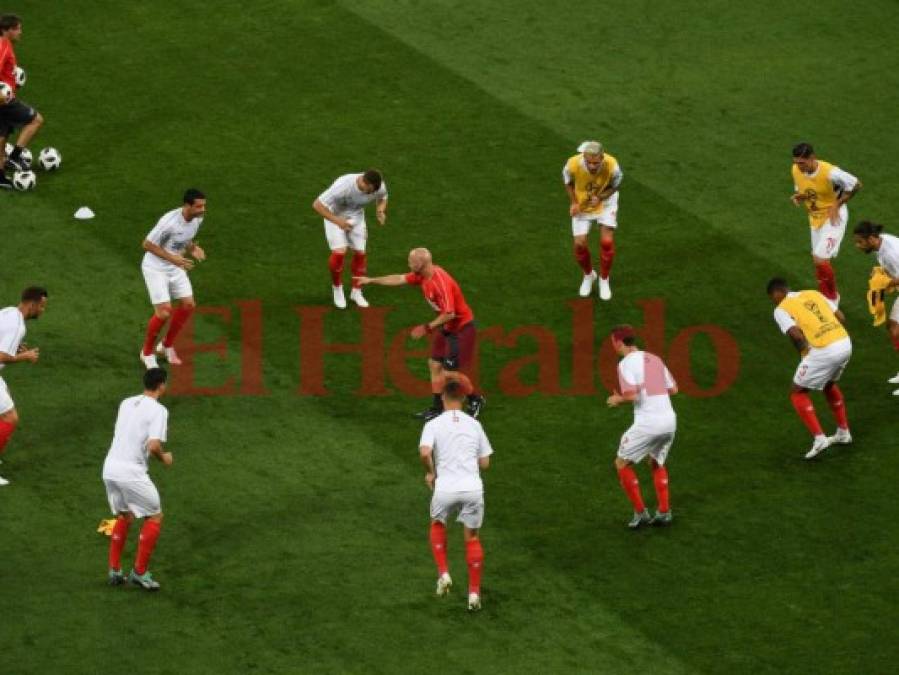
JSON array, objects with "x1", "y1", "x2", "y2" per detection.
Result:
[
  {"x1": 349, "y1": 288, "x2": 369, "y2": 308},
  {"x1": 129, "y1": 569, "x2": 160, "y2": 591},
  {"x1": 578, "y1": 271, "x2": 597, "y2": 298},
  {"x1": 435, "y1": 572, "x2": 453, "y2": 597},
  {"x1": 413, "y1": 407, "x2": 443, "y2": 421},
  {"x1": 627, "y1": 510, "x2": 652, "y2": 529},
  {"x1": 0, "y1": 174, "x2": 13, "y2": 190},
  {"x1": 467, "y1": 395, "x2": 486, "y2": 419},
  {"x1": 888, "y1": 372, "x2": 899, "y2": 384},
  {"x1": 108, "y1": 569, "x2": 125, "y2": 586},
  {"x1": 155, "y1": 342, "x2": 182, "y2": 365},
  {"x1": 467, "y1": 592, "x2": 482, "y2": 612},
  {"x1": 893, "y1": 388, "x2": 899, "y2": 397},
  {"x1": 0, "y1": 474, "x2": 9, "y2": 487},
  {"x1": 829, "y1": 428, "x2": 852, "y2": 445},
  {"x1": 651, "y1": 511, "x2": 673, "y2": 526},
  {"x1": 598, "y1": 276, "x2": 612, "y2": 301},
  {"x1": 4, "y1": 156, "x2": 27, "y2": 172},
  {"x1": 139, "y1": 350, "x2": 159, "y2": 369},
  {"x1": 804, "y1": 435, "x2": 832, "y2": 460},
  {"x1": 332, "y1": 285, "x2": 347, "y2": 309}
]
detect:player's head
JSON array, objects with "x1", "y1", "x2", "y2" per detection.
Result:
[
  {"x1": 792, "y1": 142, "x2": 816, "y2": 172},
  {"x1": 143, "y1": 367, "x2": 168, "y2": 396},
  {"x1": 359, "y1": 169, "x2": 383, "y2": 194},
  {"x1": 441, "y1": 379, "x2": 467, "y2": 409},
  {"x1": 766, "y1": 277, "x2": 790, "y2": 303},
  {"x1": 408, "y1": 247, "x2": 433, "y2": 274},
  {"x1": 853, "y1": 220, "x2": 885, "y2": 253},
  {"x1": 19, "y1": 286, "x2": 47, "y2": 319},
  {"x1": 182, "y1": 188, "x2": 206, "y2": 219},
  {"x1": 610, "y1": 324, "x2": 637, "y2": 353},
  {"x1": 580, "y1": 141, "x2": 605, "y2": 172},
  {"x1": 0, "y1": 14, "x2": 22, "y2": 40}
]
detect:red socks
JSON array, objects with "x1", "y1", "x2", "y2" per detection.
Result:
[
  {"x1": 574, "y1": 245, "x2": 593, "y2": 275},
  {"x1": 617, "y1": 465, "x2": 645, "y2": 512},
  {"x1": 814, "y1": 261, "x2": 838, "y2": 300},
  {"x1": 824, "y1": 384, "x2": 849, "y2": 429},
  {"x1": 108, "y1": 517, "x2": 131, "y2": 571},
  {"x1": 599, "y1": 239, "x2": 615, "y2": 280},
  {"x1": 652, "y1": 464, "x2": 670, "y2": 513},
  {"x1": 134, "y1": 519, "x2": 161, "y2": 575},
  {"x1": 790, "y1": 390, "x2": 824, "y2": 436},
  {"x1": 429, "y1": 521, "x2": 448, "y2": 575},
  {"x1": 329, "y1": 251, "x2": 346, "y2": 287},
  {"x1": 142, "y1": 315, "x2": 167, "y2": 356},
  {"x1": 351, "y1": 252, "x2": 367, "y2": 289},
  {"x1": 0, "y1": 419, "x2": 16, "y2": 454},
  {"x1": 892, "y1": 333, "x2": 899, "y2": 351},
  {"x1": 162, "y1": 305, "x2": 194, "y2": 348},
  {"x1": 466, "y1": 539, "x2": 484, "y2": 595}
]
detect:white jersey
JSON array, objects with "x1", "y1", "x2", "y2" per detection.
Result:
[
  {"x1": 419, "y1": 409, "x2": 493, "y2": 493},
  {"x1": 317, "y1": 173, "x2": 388, "y2": 218},
  {"x1": 141, "y1": 207, "x2": 203, "y2": 272},
  {"x1": 102, "y1": 395, "x2": 168, "y2": 481},
  {"x1": 877, "y1": 234, "x2": 899, "y2": 278},
  {"x1": 617, "y1": 350, "x2": 676, "y2": 432},
  {"x1": 0, "y1": 306, "x2": 26, "y2": 371}
]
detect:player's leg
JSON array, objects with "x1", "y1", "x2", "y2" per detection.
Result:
[
  {"x1": 446, "y1": 323, "x2": 484, "y2": 417},
  {"x1": 615, "y1": 434, "x2": 652, "y2": 528},
  {"x1": 325, "y1": 219, "x2": 350, "y2": 309},
  {"x1": 0, "y1": 127, "x2": 12, "y2": 189},
  {"x1": 810, "y1": 215, "x2": 845, "y2": 302},
  {"x1": 415, "y1": 331, "x2": 448, "y2": 419},
  {"x1": 460, "y1": 492, "x2": 485, "y2": 610},
  {"x1": 141, "y1": 266, "x2": 173, "y2": 367},
  {"x1": 348, "y1": 221, "x2": 370, "y2": 308},
  {"x1": 104, "y1": 484, "x2": 134, "y2": 586},
  {"x1": 6, "y1": 107, "x2": 43, "y2": 169},
  {"x1": 887, "y1": 301, "x2": 899, "y2": 388},
  {"x1": 596, "y1": 193, "x2": 619, "y2": 301},
  {"x1": 0, "y1": 384, "x2": 19, "y2": 485},
  {"x1": 122, "y1": 479, "x2": 164, "y2": 590},
  {"x1": 158, "y1": 272, "x2": 196, "y2": 364},
  {"x1": 789, "y1": 378, "x2": 830, "y2": 459},
  {"x1": 648, "y1": 435, "x2": 673, "y2": 524},
  {"x1": 429, "y1": 494, "x2": 452, "y2": 595},
  {"x1": 822, "y1": 342, "x2": 852, "y2": 442},
  {"x1": 572, "y1": 217, "x2": 596, "y2": 296}
]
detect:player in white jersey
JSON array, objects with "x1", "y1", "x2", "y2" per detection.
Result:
[
  {"x1": 139, "y1": 188, "x2": 208, "y2": 369},
  {"x1": 606, "y1": 325, "x2": 677, "y2": 529},
  {"x1": 0, "y1": 286, "x2": 47, "y2": 486},
  {"x1": 313, "y1": 169, "x2": 388, "y2": 309},
  {"x1": 853, "y1": 221, "x2": 899, "y2": 393},
  {"x1": 419, "y1": 381, "x2": 493, "y2": 611},
  {"x1": 102, "y1": 368, "x2": 172, "y2": 590}
]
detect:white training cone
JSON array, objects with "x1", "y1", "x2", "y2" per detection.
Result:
[{"x1": 74, "y1": 206, "x2": 95, "y2": 220}]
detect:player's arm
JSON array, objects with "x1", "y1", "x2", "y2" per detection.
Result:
[
  {"x1": 355, "y1": 273, "x2": 408, "y2": 287},
  {"x1": 828, "y1": 170, "x2": 863, "y2": 221},
  {"x1": 607, "y1": 388, "x2": 638, "y2": 407},
  {"x1": 375, "y1": 197, "x2": 388, "y2": 225},
  {"x1": 142, "y1": 239, "x2": 194, "y2": 270},
  {"x1": 312, "y1": 198, "x2": 352, "y2": 231},
  {"x1": 185, "y1": 240, "x2": 206, "y2": 262},
  {"x1": 147, "y1": 439, "x2": 173, "y2": 466},
  {"x1": 786, "y1": 326, "x2": 810, "y2": 355},
  {"x1": 595, "y1": 167, "x2": 623, "y2": 201},
  {"x1": 564, "y1": 181, "x2": 580, "y2": 216},
  {"x1": 0, "y1": 347, "x2": 39, "y2": 364},
  {"x1": 419, "y1": 445, "x2": 436, "y2": 490},
  {"x1": 411, "y1": 312, "x2": 456, "y2": 339}
]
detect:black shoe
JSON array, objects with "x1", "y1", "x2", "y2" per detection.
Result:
[
  {"x1": 467, "y1": 395, "x2": 486, "y2": 418},
  {"x1": 0, "y1": 175, "x2": 12, "y2": 190},
  {"x1": 413, "y1": 407, "x2": 442, "y2": 421},
  {"x1": 4, "y1": 156, "x2": 27, "y2": 172}
]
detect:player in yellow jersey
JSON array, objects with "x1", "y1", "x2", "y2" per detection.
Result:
[
  {"x1": 767, "y1": 278, "x2": 852, "y2": 459},
  {"x1": 790, "y1": 143, "x2": 862, "y2": 304},
  {"x1": 563, "y1": 141, "x2": 623, "y2": 300}
]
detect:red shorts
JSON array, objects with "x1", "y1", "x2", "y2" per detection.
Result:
[{"x1": 430, "y1": 321, "x2": 476, "y2": 371}]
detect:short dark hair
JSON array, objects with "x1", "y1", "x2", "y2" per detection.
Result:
[
  {"x1": 792, "y1": 143, "x2": 815, "y2": 159},
  {"x1": 611, "y1": 324, "x2": 637, "y2": 346},
  {"x1": 183, "y1": 188, "x2": 206, "y2": 205},
  {"x1": 362, "y1": 169, "x2": 382, "y2": 191},
  {"x1": 0, "y1": 14, "x2": 21, "y2": 32},
  {"x1": 20, "y1": 286, "x2": 47, "y2": 303},
  {"x1": 442, "y1": 379, "x2": 467, "y2": 402},
  {"x1": 853, "y1": 220, "x2": 884, "y2": 238},
  {"x1": 766, "y1": 277, "x2": 789, "y2": 295},
  {"x1": 143, "y1": 368, "x2": 168, "y2": 391}
]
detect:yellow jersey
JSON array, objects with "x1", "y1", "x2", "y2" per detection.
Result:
[
  {"x1": 791, "y1": 160, "x2": 839, "y2": 229},
  {"x1": 777, "y1": 290, "x2": 848, "y2": 348},
  {"x1": 564, "y1": 153, "x2": 620, "y2": 215}
]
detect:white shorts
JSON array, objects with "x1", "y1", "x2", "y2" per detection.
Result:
[
  {"x1": 794, "y1": 337, "x2": 852, "y2": 390},
  {"x1": 142, "y1": 265, "x2": 193, "y2": 305},
  {"x1": 809, "y1": 205, "x2": 848, "y2": 259},
  {"x1": 0, "y1": 376, "x2": 13, "y2": 415},
  {"x1": 572, "y1": 192, "x2": 619, "y2": 235},
  {"x1": 890, "y1": 299, "x2": 899, "y2": 324},
  {"x1": 324, "y1": 215, "x2": 367, "y2": 252},
  {"x1": 104, "y1": 476, "x2": 161, "y2": 518},
  {"x1": 617, "y1": 424, "x2": 675, "y2": 465},
  {"x1": 430, "y1": 490, "x2": 485, "y2": 529}
]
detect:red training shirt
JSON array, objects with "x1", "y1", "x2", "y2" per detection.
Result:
[
  {"x1": 404, "y1": 265, "x2": 474, "y2": 333},
  {"x1": 0, "y1": 37, "x2": 17, "y2": 91}
]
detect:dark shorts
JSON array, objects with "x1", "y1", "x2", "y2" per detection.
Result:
[
  {"x1": 0, "y1": 99, "x2": 37, "y2": 137},
  {"x1": 430, "y1": 321, "x2": 477, "y2": 371}
]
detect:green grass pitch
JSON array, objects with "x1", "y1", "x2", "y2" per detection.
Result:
[{"x1": 2, "y1": 0, "x2": 899, "y2": 672}]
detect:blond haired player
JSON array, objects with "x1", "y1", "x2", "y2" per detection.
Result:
[
  {"x1": 790, "y1": 143, "x2": 862, "y2": 304},
  {"x1": 563, "y1": 140, "x2": 623, "y2": 300},
  {"x1": 767, "y1": 278, "x2": 852, "y2": 459}
]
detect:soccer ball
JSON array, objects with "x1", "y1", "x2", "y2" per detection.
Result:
[
  {"x1": 0, "y1": 81, "x2": 12, "y2": 104},
  {"x1": 14, "y1": 66, "x2": 25, "y2": 88},
  {"x1": 38, "y1": 147, "x2": 62, "y2": 171},
  {"x1": 12, "y1": 170, "x2": 36, "y2": 191}
]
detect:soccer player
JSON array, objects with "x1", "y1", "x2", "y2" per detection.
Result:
[
  {"x1": 0, "y1": 286, "x2": 47, "y2": 486},
  {"x1": 563, "y1": 140, "x2": 623, "y2": 300},
  {"x1": 139, "y1": 189, "x2": 207, "y2": 369},
  {"x1": 354, "y1": 247, "x2": 486, "y2": 419},
  {"x1": 767, "y1": 278, "x2": 852, "y2": 459},
  {"x1": 790, "y1": 143, "x2": 862, "y2": 303},
  {"x1": 606, "y1": 325, "x2": 677, "y2": 529},
  {"x1": 102, "y1": 368, "x2": 172, "y2": 590},
  {"x1": 0, "y1": 14, "x2": 45, "y2": 189},
  {"x1": 419, "y1": 380, "x2": 493, "y2": 611},
  {"x1": 853, "y1": 221, "x2": 899, "y2": 393},
  {"x1": 313, "y1": 169, "x2": 388, "y2": 309}
]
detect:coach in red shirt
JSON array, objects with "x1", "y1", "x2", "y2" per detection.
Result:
[
  {"x1": 356, "y1": 247, "x2": 485, "y2": 420},
  {"x1": 0, "y1": 14, "x2": 44, "y2": 189}
]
